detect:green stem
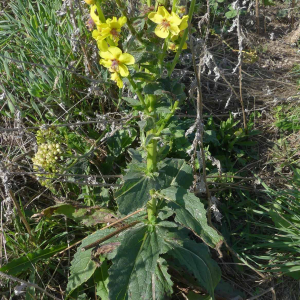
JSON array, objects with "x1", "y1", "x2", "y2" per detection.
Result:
[
  {"x1": 95, "y1": 1, "x2": 106, "y2": 23},
  {"x1": 146, "y1": 137, "x2": 157, "y2": 173},
  {"x1": 168, "y1": 0, "x2": 196, "y2": 77},
  {"x1": 127, "y1": 76, "x2": 149, "y2": 113},
  {"x1": 172, "y1": 0, "x2": 178, "y2": 12},
  {"x1": 147, "y1": 0, "x2": 151, "y2": 7},
  {"x1": 157, "y1": 100, "x2": 179, "y2": 134},
  {"x1": 115, "y1": 0, "x2": 145, "y2": 45},
  {"x1": 159, "y1": 37, "x2": 169, "y2": 75}
]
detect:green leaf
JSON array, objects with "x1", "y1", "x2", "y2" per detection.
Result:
[
  {"x1": 225, "y1": 9, "x2": 237, "y2": 19},
  {"x1": 131, "y1": 72, "x2": 154, "y2": 82},
  {"x1": 108, "y1": 224, "x2": 166, "y2": 300},
  {"x1": 122, "y1": 97, "x2": 142, "y2": 108},
  {"x1": 0, "y1": 244, "x2": 66, "y2": 276},
  {"x1": 116, "y1": 169, "x2": 160, "y2": 215},
  {"x1": 164, "y1": 239, "x2": 221, "y2": 299},
  {"x1": 66, "y1": 228, "x2": 115, "y2": 296},
  {"x1": 158, "y1": 158, "x2": 193, "y2": 189},
  {"x1": 25, "y1": 271, "x2": 35, "y2": 300},
  {"x1": 107, "y1": 128, "x2": 137, "y2": 157},
  {"x1": 42, "y1": 203, "x2": 117, "y2": 227},
  {"x1": 30, "y1": 98, "x2": 43, "y2": 119},
  {"x1": 204, "y1": 130, "x2": 220, "y2": 146},
  {"x1": 94, "y1": 260, "x2": 109, "y2": 300},
  {"x1": 155, "y1": 258, "x2": 173, "y2": 299},
  {"x1": 159, "y1": 186, "x2": 222, "y2": 248}
]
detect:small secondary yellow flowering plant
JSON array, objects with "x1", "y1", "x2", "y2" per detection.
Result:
[{"x1": 66, "y1": 1, "x2": 223, "y2": 299}]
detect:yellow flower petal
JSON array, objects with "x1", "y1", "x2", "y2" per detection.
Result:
[
  {"x1": 107, "y1": 46, "x2": 122, "y2": 59},
  {"x1": 169, "y1": 12, "x2": 182, "y2": 26},
  {"x1": 157, "y1": 6, "x2": 169, "y2": 18},
  {"x1": 92, "y1": 30, "x2": 100, "y2": 40},
  {"x1": 118, "y1": 64, "x2": 129, "y2": 77},
  {"x1": 108, "y1": 21, "x2": 121, "y2": 30},
  {"x1": 99, "y1": 58, "x2": 112, "y2": 68},
  {"x1": 97, "y1": 40, "x2": 109, "y2": 51},
  {"x1": 148, "y1": 12, "x2": 164, "y2": 24},
  {"x1": 179, "y1": 15, "x2": 188, "y2": 31},
  {"x1": 155, "y1": 24, "x2": 170, "y2": 38},
  {"x1": 100, "y1": 51, "x2": 114, "y2": 60},
  {"x1": 98, "y1": 23, "x2": 109, "y2": 29},
  {"x1": 111, "y1": 72, "x2": 123, "y2": 88},
  {"x1": 90, "y1": 5, "x2": 101, "y2": 26},
  {"x1": 169, "y1": 24, "x2": 180, "y2": 36},
  {"x1": 118, "y1": 16, "x2": 127, "y2": 27},
  {"x1": 119, "y1": 53, "x2": 135, "y2": 65}
]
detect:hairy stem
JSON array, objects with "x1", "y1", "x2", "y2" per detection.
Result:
[
  {"x1": 128, "y1": 76, "x2": 149, "y2": 112},
  {"x1": 159, "y1": 37, "x2": 169, "y2": 75},
  {"x1": 172, "y1": 0, "x2": 178, "y2": 12},
  {"x1": 95, "y1": 1, "x2": 106, "y2": 23},
  {"x1": 147, "y1": 137, "x2": 158, "y2": 173}
]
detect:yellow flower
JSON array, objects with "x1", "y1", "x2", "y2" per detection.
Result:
[
  {"x1": 148, "y1": 6, "x2": 181, "y2": 38},
  {"x1": 100, "y1": 46, "x2": 135, "y2": 77},
  {"x1": 97, "y1": 16, "x2": 127, "y2": 43},
  {"x1": 111, "y1": 72, "x2": 123, "y2": 88}
]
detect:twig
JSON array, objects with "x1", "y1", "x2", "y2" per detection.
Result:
[
  {"x1": 82, "y1": 221, "x2": 140, "y2": 251},
  {"x1": 239, "y1": 64, "x2": 247, "y2": 131},
  {"x1": 291, "y1": 0, "x2": 295, "y2": 29},
  {"x1": 55, "y1": 208, "x2": 145, "y2": 256},
  {"x1": 190, "y1": 0, "x2": 213, "y2": 224},
  {"x1": 247, "y1": 287, "x2": 276, "y2": 300},
  {"x1": 255, "y1": 0, "x2": 260, "y2": 34},
  {"x1": 0, "y1": 271, "x2": 61, "y2": 300}
]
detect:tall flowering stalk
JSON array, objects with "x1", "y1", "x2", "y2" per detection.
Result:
[{"x1": 67, "y1": 1, "x2": 222, "y2": 299}]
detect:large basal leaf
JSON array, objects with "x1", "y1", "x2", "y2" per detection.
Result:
[
  {"x1": 66, "y1": 228, "x2": 115, "y2": 296},
  {"x1": 158, "y1": 158, "x2": 193, "y2": 189},
  {"x1": 94, "y1": 260, "x2": 109, "y2": 300},
  {"x1": 159, "y1": 186, "x2": 222, "y2": 248},
  {"x1": 108, "y1": 224, "x2": 168, "y2": 300},
  {"x1": 164, "y1": 239, "x2": 221, "y2": 299},
  {"x1": 0, "y1": 244, "x2": 66, "y2": 276},
  {"x1": 42, "y1": 203, "x2": 117, "y2": 227},
  {"x1": 155, "y1": 258, "x2": 173, "y2": 299},
  {"x1": 115, "y1": 170, "x2": 160, "y2": 215}
]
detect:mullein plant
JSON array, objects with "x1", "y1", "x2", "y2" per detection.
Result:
[{"x1": 65, "y1": 1, "x2": 223, "y2": 299}]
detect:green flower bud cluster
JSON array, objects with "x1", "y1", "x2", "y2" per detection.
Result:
[
  {"x1": 36, "y1": 128, "x2": 56, "y2": 144},
  {"x1": 32, "y1": 143, "x2": 62, "y2": 173}
]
